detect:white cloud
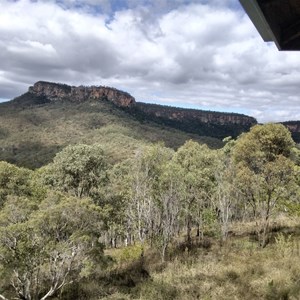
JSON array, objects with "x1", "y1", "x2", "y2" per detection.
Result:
[{"x1": 0, "y1": 0, "x2": 300, "y2": 122}]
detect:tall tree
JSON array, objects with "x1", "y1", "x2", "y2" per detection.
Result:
[
  {"x1": 215, "y1": 139, "x2": 239, "y2": 243},
  {"x1": 126, "y1": 144, "x2": 174, "y2": 248},
  {"x1": 232, "y1": 124, "x2": 296, "y2": 247},
  {"x1": 155, "y1": 160, "x2": 184, "y2": 261},
  {"x1": 174, "y1": 141, "x2": 217, "y2": 247}
]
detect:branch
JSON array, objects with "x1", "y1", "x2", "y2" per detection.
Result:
[
  {"x1": 40, "y1": 287, "x2": 55, "y2": 300},
  {"x1": 0, "y1": 295, "x2": 9, "y2": 300}
]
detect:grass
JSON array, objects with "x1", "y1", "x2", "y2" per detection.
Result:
[
  {"x1": 57, "y1": 217, "x2": 300, "y2": 300},
  {"x1": 140, "y1": 233, "x2": 300, "y2": 300}
]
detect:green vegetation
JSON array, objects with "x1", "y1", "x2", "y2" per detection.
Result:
[
  {"x1": 1, "y1": 123, "x2": 300, "y2": 299},
  {"x1": 0, "y1": 99, "x2": 222, "y2": 169}
]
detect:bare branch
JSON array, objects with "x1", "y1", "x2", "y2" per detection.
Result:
[{"x1": 0, "y1": 294, "x2": 9, "y2": 300}]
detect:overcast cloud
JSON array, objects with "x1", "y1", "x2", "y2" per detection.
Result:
[{"x1": 1, "y1": 0, "x2": 300, "y2": 122}]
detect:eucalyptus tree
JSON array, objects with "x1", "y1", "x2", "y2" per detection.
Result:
[
  {"x1": 0, "y1": 192, "x2": 104, "y2": 300},
  {"x1": 155, "y1": 160, "x2": 184, "y2": 261},
  {"x1": 232, "y1": 124, "x2": 296, "y2": 247},
  {"x1": 43, "y1": 144, "x2": 109, "y2": 198},
  {"x1": 214, "y1": 138, "x2": 239, "y2": 242},
  {"x1": 0, "y1": 161, "x2": 32, "y2": 207},
  {"x1": 126, "y1": 144, "x2": 174, "y2": 248},
  {"x1": 100, "y1": 160, "x2": 132, "y2": 248},
  {"x1": 174, "y1": 140, "x2": 217, "y2": 247}
]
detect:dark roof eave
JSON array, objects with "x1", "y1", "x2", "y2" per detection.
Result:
[{"x1": 239, "y1": 0, "x2": 281, "y2": 50}]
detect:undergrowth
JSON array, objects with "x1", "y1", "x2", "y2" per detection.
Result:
[{"x1": 59, "y1": 218, "x2": 300, "y2": 300}]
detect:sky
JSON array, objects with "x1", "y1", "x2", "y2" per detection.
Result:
[{"x1": 1, "y1": 0, "x2": 300, "y2": 123}]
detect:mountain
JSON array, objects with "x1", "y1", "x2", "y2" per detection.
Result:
[
  {"x1": 18, "y1": 81, "x2": 257, "y2": 137},
  {"x1": 281, "y1": 121, "x2": 300, "y2": 143},
  {"x1": 0, "y1": 81, "x2": 257, "y2": 169}
]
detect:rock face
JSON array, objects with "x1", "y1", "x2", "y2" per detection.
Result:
[
  {"x1": 136, "y1": 103, "x2": 256, "y2": 126},
  {"x1": 281, "y1": 121, "x2": 300, "y2": 143},
  {"x1": 28, "y1": 81, "x2": 136, "y2": 107},
  {"x1": 132, "y1": 103, "x2": 257, "y2": 138},
  {"x1": 283, "y1": 121, "x2": 300, "y2": 132}
]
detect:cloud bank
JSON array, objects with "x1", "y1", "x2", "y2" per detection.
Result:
[{"x1": 1, "y1": 0, "x2": 300, "y2": 122}]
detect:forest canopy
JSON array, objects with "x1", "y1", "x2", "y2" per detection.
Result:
[{"x1": 0, "y1": 123, "x2": 300, "y2": 300}]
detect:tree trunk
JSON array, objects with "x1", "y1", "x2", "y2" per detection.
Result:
[
  {"x1": 187, "y1": 214, "x2": 192, "y2": 249},
  {"x1": 161, "y1": 243, "x2": 167, "y2": 263},
  {"x1": 260, "y1": 219, "x2": 269, "y2": 248}
]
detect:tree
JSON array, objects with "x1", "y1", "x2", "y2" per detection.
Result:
[
  {"x1": 233, "y1": 123, "x2": 295, "y2": 170},
  {"x1": 232, "y1": 124, "x2": 296, "y2": 247},
  {"x1": 155, "y1": 160, "x2": 183, "y2": 261},
  {"x1": 43, "y1": 144, "x2": 108, "y2": 198},
  {"x1": 215, "y1": 139, "x2": 238, "y2": 243},
  {"x1": 0, "y1": 192, "x2": 104, "y2": 300},
  {"x1": 0, "y1": 162, "x2": 32, "y2": 208},
  {"x1": 97, "y1": 161, "x2": 131, "y2": 248},
  {"x1": 126, "y1": 144, "x2": 174, "y2": 248},
  {"x1": 174, "y1": 141, "x2": 217, "y2": 247}
]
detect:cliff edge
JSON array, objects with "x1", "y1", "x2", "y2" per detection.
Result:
[{"x1": 28, "y1": 81, "x2": 135, "y2": 107}]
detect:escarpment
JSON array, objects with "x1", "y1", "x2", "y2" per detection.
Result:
[
  {"x1": 13, "y1": 81, "x2": 257, "y2": 139},
  {"x1": 135, "y1": 102, "x2": 256, "y2": 127},
  {"x1": 28, "y1": 81, "x2": 135, "y2": 107}
]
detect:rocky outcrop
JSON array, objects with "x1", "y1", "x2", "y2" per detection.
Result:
[
  {"x1": 283, "y1": 121, "x2": 300, "y2": 132},
  {"x1": 131, "y1": 103, "x2": 257, "y2": 139},
  {"x1": 28, "y1": 81, "x2": 135, "y2": 107},
  {"x1": 136, "y1": 103, "x2": 257, "y2": 127},
  {"x1": 281, "y1": 121, "x2": 300, "y2": 143}
]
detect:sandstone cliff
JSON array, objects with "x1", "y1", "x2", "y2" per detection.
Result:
[
  {"x1": 135, "y1": 102, "x2": 256, "y2": 127},
  {"x1": 28, "y1": 81, "x2": 135, "y2": 107},
  {"x1": 131, "y1": 102, "x2": 257, "y2": 138},
  {"x1": 281, "y1": 121, "x2": 300, "y2": 143},
  {"x1": 283, "y1": 121, "x2": 300, "y2": 133}
]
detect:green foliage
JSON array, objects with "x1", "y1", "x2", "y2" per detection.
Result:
[
  {"x1": 232, "y1": 124, "x2": 297, "y2": 247},
  {"x1": 174, "y1": 140, "x2": 218, "y2": 244},
  {"x1": 44, "y1": 144, "x2": 108, "y2": 198},
  {"x1": 116, "y1": 244, "x2": 144, "y2": 264},
  {"x1": 233, "y1": 123, "x2": 295, "y2": 170},
  {"x1": 0, "y1": 192, "x2": 105, "y2": 300},
  {"x1": 0, "y1": 161, "x2": 33, "y2": 207},
  {"x1": 1, "y1": 122, "x2": 300, "y2": 298},
  {"x1": 0, "y1": 99, "x2": 222, "y2": 169}
]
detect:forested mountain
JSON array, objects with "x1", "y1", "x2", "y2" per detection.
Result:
[
  {"x1": 282, "y1": 120, "x2": 300, "y2": 143},
  {"x1": 0, "y1": 81, "x2": 257, "y2": 169}
]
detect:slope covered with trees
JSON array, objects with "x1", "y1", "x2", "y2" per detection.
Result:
[
  {"x1": 0, "y1": 81, "x2": 258, "y2": 169},
  {"x1": 1, "y1": 123, "x2": 300, "y2": 299},
  {"x1": 0, "y1": 98, "x2": 222, "y2": 169}
]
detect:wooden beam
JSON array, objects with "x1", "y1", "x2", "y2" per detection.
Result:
[{"x1": 239, "y1": 0, "x2": 281, "y2": 49}]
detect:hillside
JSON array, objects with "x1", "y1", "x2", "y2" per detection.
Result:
[
  {"x1": 133, "y1": 102, "x2": 256, "y2": 139},
  {"x1": 281, "y1": 121, "x2": 300, "y2": 143},
  {"x1": 0, "y1": 81, "x2": 257, "y2": 168}
]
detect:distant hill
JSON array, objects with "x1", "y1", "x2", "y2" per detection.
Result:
[
  {"x1": 281, "y1": 121, "x2": 300, "y2": 143},
  {"x1": 132, "y1": 102, "x2": 256, "y2": 139},
  {"x1": 0, "y1": 81, "x2": 258, "y2": 169}
]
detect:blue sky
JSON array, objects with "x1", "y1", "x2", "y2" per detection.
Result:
[{"x1": 1, "y1": 0, "x2": 300, "y2": 122}]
